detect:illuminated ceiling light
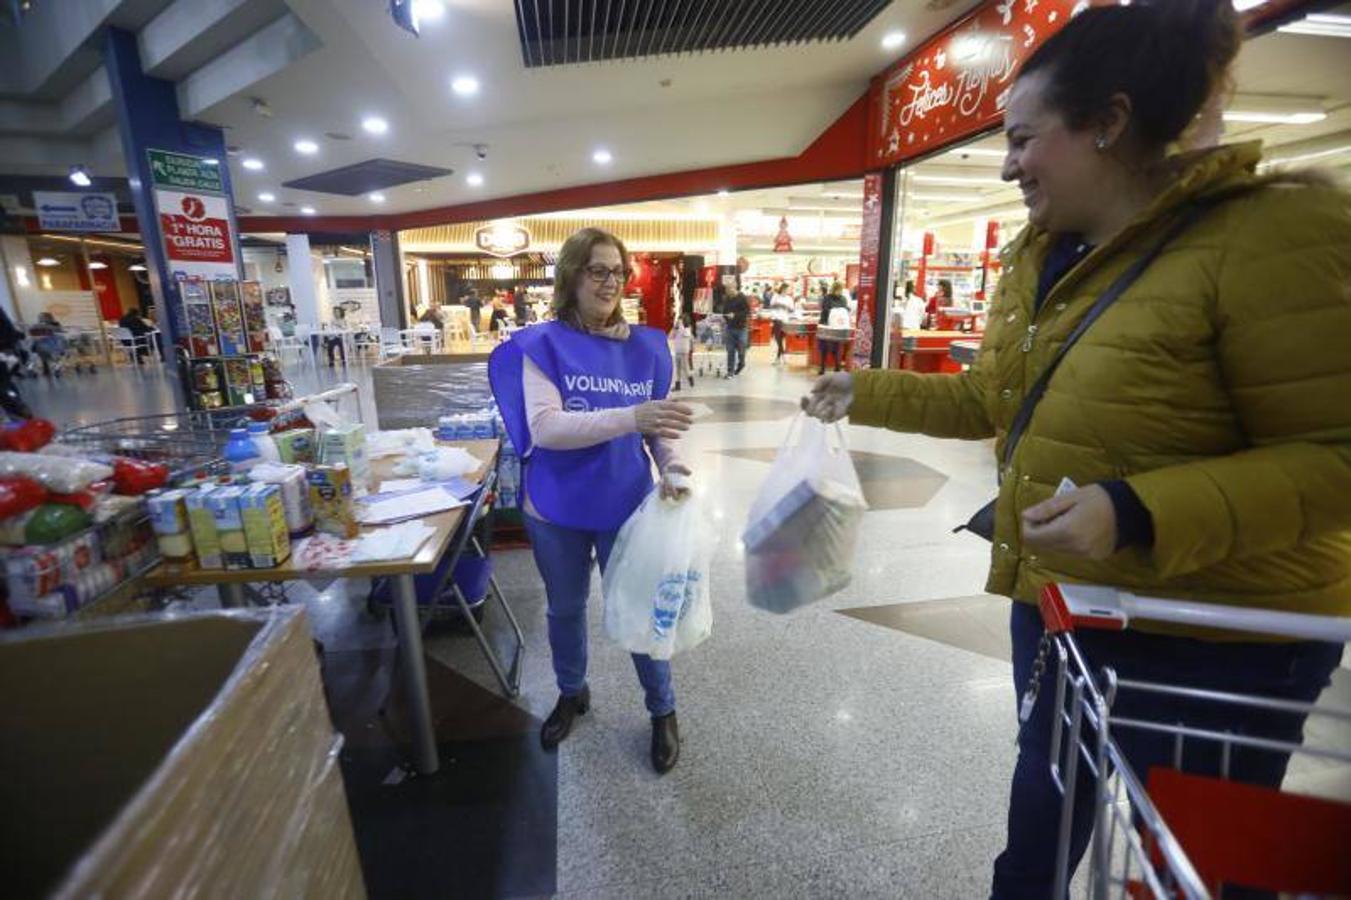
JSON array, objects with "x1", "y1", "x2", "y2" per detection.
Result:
[
  {"x1": 129, "y1": 263, "x2": 147, "y2": 272},
  {"x1": 203, "y1": 158, "x2": 220, "y2": 166},
  {"x1": 913, "y1": 174, "x2": 1006, "y2": 186},
  {"x1": 592, "y1": 148, "x2": 613, "y2": 165},
  {"x1": 1232, "y1": 0, "x2": 1269, "y2": 10},
  {"x1": 257, "y1": 192, "x2": 276, "y2": 202},
  {"x1": 362, "y1": 116, "x2": 389, "y2": 135},
  {"x1": 68, "y1": 165, "x2": 92, "y2": 187},
  {"x1": 1278, "y1": 13, "x2": 1351, "y2": 37},
  {"x1": 87, "y1": 260, "x2": 108, "y2": 269},
  {"x1": 451, "y1": 75, "x2": 480, "y2": 97},
  {"x1": 881, "y1": 30, "x2": 907, "y2": 51},
  {"x1": 300, "y1": 206, "x2": 316, "y2": 215},
  {"x1": 369, "y1": 192, "x2": 386, "y2": 203},
  {"x1": 716, "y1": 189, "x2": 730, "y2": 196},
  {"x1": 466, "y1": 172, "x2": 484, "y2": 187},
  {"x1": 293, "y1": 139, "x2": 319, "y2": 155},
  {"x1": 36, "y1": 256, "x2": 60, "y2": 267},
  {"x1": 1223, "y1": 110, "x2": 1327, "y2": 125},
  {"x1": 413, "y1": 0, "x2": 445, "y2": 22},
  {"x1": 241, "y1": 157, "x2": 264, "y2": 170}
]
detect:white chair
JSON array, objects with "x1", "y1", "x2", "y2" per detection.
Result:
[
  {"x1": 379, "y1": 327, "x2": 411, "y2": 361},
  {"x1": 268, "y1": 325, "x2": 315, "y2": 368},
  {"x1": 106, "y1": 327, "x2": 153, "y2": 367},
  {"x1": 410, "y1": 322, "x2": 443, "y2": 354}
]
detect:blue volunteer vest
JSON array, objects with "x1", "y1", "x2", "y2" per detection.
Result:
[{"x1": 489, "y1": 321, "x2": 672, "y2": 531}]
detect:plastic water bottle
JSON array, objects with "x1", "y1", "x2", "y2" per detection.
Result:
[
  {"x1": 247, "y1": 421, "x2": 281, "y2": 463},
  {"x1": 224, "y1": 428, "x2": 261, "y2": 474}
]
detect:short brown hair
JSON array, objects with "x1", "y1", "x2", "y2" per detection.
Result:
[{"x1": 552, "y1": 227, "x2": 630, "y2": 329}]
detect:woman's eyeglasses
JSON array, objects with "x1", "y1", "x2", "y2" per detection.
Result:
[{"x1": 583, "y1": 265, "x2": 633, "y2": 284}]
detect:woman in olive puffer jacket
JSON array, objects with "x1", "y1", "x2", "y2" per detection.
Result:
[{"x1": 804, "y1": 2, "x2": 1349, "y2": 897}]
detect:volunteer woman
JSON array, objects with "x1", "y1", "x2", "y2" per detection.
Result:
[
  {"x1": 803, "y1": 1, "x2": 1350, "y2": 895},
  {"x1": 490, "y1": 227, "x2": 694, "y2": 774}
]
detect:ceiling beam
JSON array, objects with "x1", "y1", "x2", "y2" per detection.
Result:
[{"x1": 176, "y1": 12, "x2": 321, "y2": 120}]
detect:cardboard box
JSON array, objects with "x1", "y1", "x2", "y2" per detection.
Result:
[
  {"x1": 184, "y1": 485, "x2": 222, "y2": 569},
  {"x1": 0, "y1": 608, "x2": 366, "y2": 899},
  {"x1": 240, "y1": 484, "x2": 290, "y2": 568}
]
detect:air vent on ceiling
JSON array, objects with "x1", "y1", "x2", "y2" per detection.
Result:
[
  {"x1": 514, "y1": 0, "x2": 891, "y2": 67},
  {"x1": 282, "y1": 158, "x2": 453, "y2": 196}
]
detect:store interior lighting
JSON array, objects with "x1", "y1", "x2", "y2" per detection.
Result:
[
  {"x1": 369, "y1": 192, "x2": 386, "y2": 203},
  {"x1": 451, "y1": 75, "x2": 480, "y2": 96},
  {"x1": 68, "y1": 165, "x2": 91, "y2": 187},
  {"x1": 300, "y1": 206, "x2": 316, "y2": 215},
  {"x1": 592, "y1": 148, "x2": 613, "y2": 165},
  {"x1": 293, "y1": 139, "x2": 319, "y2": 155},
  {"x1": 1232, "y1": 0, "x2": 1270, "y2": 10},
  {"x1": 36, "y1": 257, "x2": 60, "y2": 267},
  {"x1": 881, "y1": 31, "x2": 906, "y2": 50},
  {"x1": 913, "y1": 174, "x2": 1006, "y2": 187},
  {"x1": 129, "y1": 263, "x2": 147, "y2": 272},
  {"x1": 257, "y1": 192, "x2": 275, "y2": 202},
  {"x1": 87, "y1": 261, "x2": 108, "y2": 270},
  {"x1": 241, "y1": 157, "x2": 264, "y2": 170},
  {"x1": 361, "y1": 116, "x2": 389, "y2": 135},
  {"x1": 466, "y1": 172, "x2": 484, "y2": 186}
]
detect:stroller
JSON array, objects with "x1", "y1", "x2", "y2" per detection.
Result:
[{"x1": 693, "y1": 313, "x2": 727, "y2": 378}]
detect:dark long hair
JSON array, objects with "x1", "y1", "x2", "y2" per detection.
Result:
[{"x1": 1017, "y1": 0, "x2": 1241, "y2": 152}]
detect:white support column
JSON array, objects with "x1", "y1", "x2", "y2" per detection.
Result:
[
  {"x1": 285, "y1": 233, "x2": 319, "y2": 328},
  {"x1": 0, "y1": 235, "x2": 37, "y2": 323},
  {"x1": 415, "y1": 258, "x2": 431, "y2": 311}
]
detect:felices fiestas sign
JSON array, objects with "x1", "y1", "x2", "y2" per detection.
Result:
[
  {"x1": 475, "y1": 223, "x2": 531, "y2": 257},
  {"x1": 155, "y1": 189, "x2": 237, "y2": 279},
  {"x1": 872, "y1": 0, "x2": 1083, "y2": 167}
]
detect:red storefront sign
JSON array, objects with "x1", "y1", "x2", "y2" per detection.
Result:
[
  {"x1": 851, "y1": 172, "x2": 884, "y2": 369},
  {"x1": 155, "y1": 189, "x2": 236, "y2": 279},
  {"x1": 871, "y1": 0, "x2": 1083, "y2": 167}
]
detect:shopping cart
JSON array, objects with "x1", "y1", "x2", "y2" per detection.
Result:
[
  {"x1": 60, "y1": 383, "x2": 362, "y2": 482},
  {"x1": 1031, "y1": 583, "x2": 1351, "y2": 899}
]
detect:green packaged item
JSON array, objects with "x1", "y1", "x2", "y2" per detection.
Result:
[
  {"x1": 23, "y1": 504, "x2": 92, "y2": 545},
  {"x1": 274, "y1": 428, "x2": 315, "y2": 464},
  {"x1": 185, "y1": 486, "x2": 222, "y2": 569}
]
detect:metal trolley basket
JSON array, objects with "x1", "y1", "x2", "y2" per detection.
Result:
[{"x1": 1031, "y1": 583, "x2": 1351, "y2": 899}]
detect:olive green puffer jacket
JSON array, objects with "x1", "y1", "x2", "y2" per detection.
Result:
[{"x1": 850, "y1": 142, "x2": 1351, "y2": 637}]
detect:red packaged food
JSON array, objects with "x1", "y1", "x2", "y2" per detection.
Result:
[
  {"x1": 0, "y1": 418, "x2": 56, "y2": 452},
  {"x1": 0, "y1": 475, "x2": 48, "y2": 519},
  {"x1": 112, "y1": 458, "x2": 170, "y2": 495}
]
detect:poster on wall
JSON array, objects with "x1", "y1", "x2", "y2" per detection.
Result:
[
  {"x1": 33, "y1": 191, "x2": 120, "y2": 232},
  {"x1": 154, "y1": 188, "x2": 237, "y2": 279},
  {"x1": 872, "y1": 0, "x2": 1083, "y2": 167},
  {"x1": 852, "y1": 173, "x2": 884, "y2": 370}
]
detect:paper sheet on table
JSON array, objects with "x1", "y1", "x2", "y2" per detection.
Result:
[
  {"x1": 376, "y1": 477, "x2": 480, "y2": 501},
  {"x1": 356, "y1": 487, "x2": 466, "y2": 525},
  {"x1": 349, "y1": 522, "x2": 437, "y2": 562}
]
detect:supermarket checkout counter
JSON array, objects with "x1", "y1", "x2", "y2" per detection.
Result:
[{"x1": 889, "y1": 329, "x2": 983, "y2": 373}]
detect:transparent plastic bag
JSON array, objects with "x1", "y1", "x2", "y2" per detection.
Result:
[
  {"x1": 602, "y1": 485, "x2": 713, "y2": 661},
  {"x1": 743, "y1": 415, "x2": 868, "y2": 614}
]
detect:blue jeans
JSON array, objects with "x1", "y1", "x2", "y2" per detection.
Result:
[
  {"x1": 992, "y1": 601, "x2": 1343, "y2": 899},
  {"x1": 725, "y1": 327, "x2": 748, "y2": 373},
  {"x1": 523, "y1": 514, "x2": 676, "y2": 717}
]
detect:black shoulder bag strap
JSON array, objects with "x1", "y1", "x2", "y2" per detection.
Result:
[{"x1": 957, "y1": 201, "x2": 1216, "y2": 540}]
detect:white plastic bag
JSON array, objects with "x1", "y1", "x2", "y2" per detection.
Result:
[
  {"x1": 743, "y1": 415, "x2": 868, "y2": 614},
  {"x1": 602, "y1": 486, "x2": 713, "y2": 661}
]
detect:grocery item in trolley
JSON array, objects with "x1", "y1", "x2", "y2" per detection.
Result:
[
  {"x1": 3, "y1": 529, "x2": 103, "y2": 618},
  {"x1": 146, "y1": 488, "x2": 193, "y2": 562},
  {"x1": 248, "y1": 462, "x2": 313, "y2": 535},
  {"x1": 206, "y1": 485, "x2": 249, "y2": 569},
  {"x1": 0, "y1": 452, "x2": 113, "y2": 494},
  {"x1": 743, "y1": 416, "x2": 867, "y2": 614}
]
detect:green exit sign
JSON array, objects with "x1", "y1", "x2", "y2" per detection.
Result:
[{"x1": 147, "y1": 149, "x2": 224, "y2": 193}]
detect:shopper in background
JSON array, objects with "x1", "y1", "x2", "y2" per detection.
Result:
[
  {"x1": 488, "y1": 298, "x2": 511, "y2": 334},
  {"x1": 513, "y1": 285, "x2": 530, "y2": 326},
  {"x1": 768, "y1": 283, "x2": 795, "y2": 366},
  {"x1": 488, "y1": 226, "x2": 694, "y2": 774},
  {"x1": 802, "y1": 2, "x2": 1351, "y2": 896},
  {"x1": 326, "y1": 303, "x2": 350, "y2": 367},
  {"x1": 463, "y1": 288, "x2": 483, "y2": 334},
  {"x1": 926, "y1": 278, "x2": 953, "y2": 324},
  {"x1": 671, "y1": 313, "x2": 693, "y2": 391},
  {"x1": 722, "y1": 283, "x2": 750, "y2": 376},
  {"x1": 118, "y1": 306, "x2": 155, "y2": 364},
  {"x1": 816, "y1": 282, "x2": 849, "y2": 375}
]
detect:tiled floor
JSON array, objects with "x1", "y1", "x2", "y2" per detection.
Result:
[{"x1": 28, "y1": 347, "x2": 1351, "y2": 898}]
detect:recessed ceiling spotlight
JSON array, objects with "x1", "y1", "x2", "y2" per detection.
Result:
[
  {"x1": 87, "y1": 260, "x2": 108, "y2": 270},
  {"x1": 293, "y1": 139, "x2": 319, "y2": 155},
  {"x1": 129, "y1": 263, "x2": 147, "y2": 272},
  {"x1": 592, "y1": 148, "x2": 613, "y2": 165},
  {"x1": 451, "y1": 75, "x2": 480, "y2": 97},
  {"x1": 257, "y1": 192, "x2": 276, "y2": 202},
  {"x1": 717, "y1": 189, "x2": 730, "y2": 196},
  {"x1": 361, "y1": 116, "x2": 389, "y2": 135},
  {"x1": 36, "y1": 257, "x2": 60, "y2": 267},
  {"x1": 241, "y1": 157, "x2": 264, "y2": 170},
  {"x1": 413, "y1": 0, "x2": 445, "y2": 22},
  {"x1": 881, "y1": 30, "x2": 907, "y2": 51},
  {"x1": 68, "y1": 165, "x2": 92, "y2": 187},
  {"x1": 466, "y1": 172, "x2": 484, "y2": 187},
  {"x1": 369, "y1": 192, "x2": 386, "y2": 203},
  {"x1": 300, "y1": 205, "x2": 316, "y2": 215}
]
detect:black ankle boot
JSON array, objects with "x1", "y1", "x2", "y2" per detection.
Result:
[
  {"x1": 541, "y1": 687, "x2": 590, "y2": 750},
  {"x1": 650, "y1": 712, "x2": 680, "y2": 774}
]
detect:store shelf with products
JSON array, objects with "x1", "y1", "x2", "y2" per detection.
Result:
[{"x1": 174, "y1": 278, "x2": 285, "y2": 411}]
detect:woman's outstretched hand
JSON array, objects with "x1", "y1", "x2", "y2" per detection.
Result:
[
  {"x1": 801, "y1": 373, "x2": 853, "y2": 423},
  {"x1": 635, "y1": 400, "x2": 694, "y2": 440}
]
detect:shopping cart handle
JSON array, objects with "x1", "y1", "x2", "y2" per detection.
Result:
[
  {"x1": 1040, "y1": 583, "x2": 1351, "y2": 643},
  {"x1": 1039, "y1": 584, "x2": 1129, "y2": 634}
]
